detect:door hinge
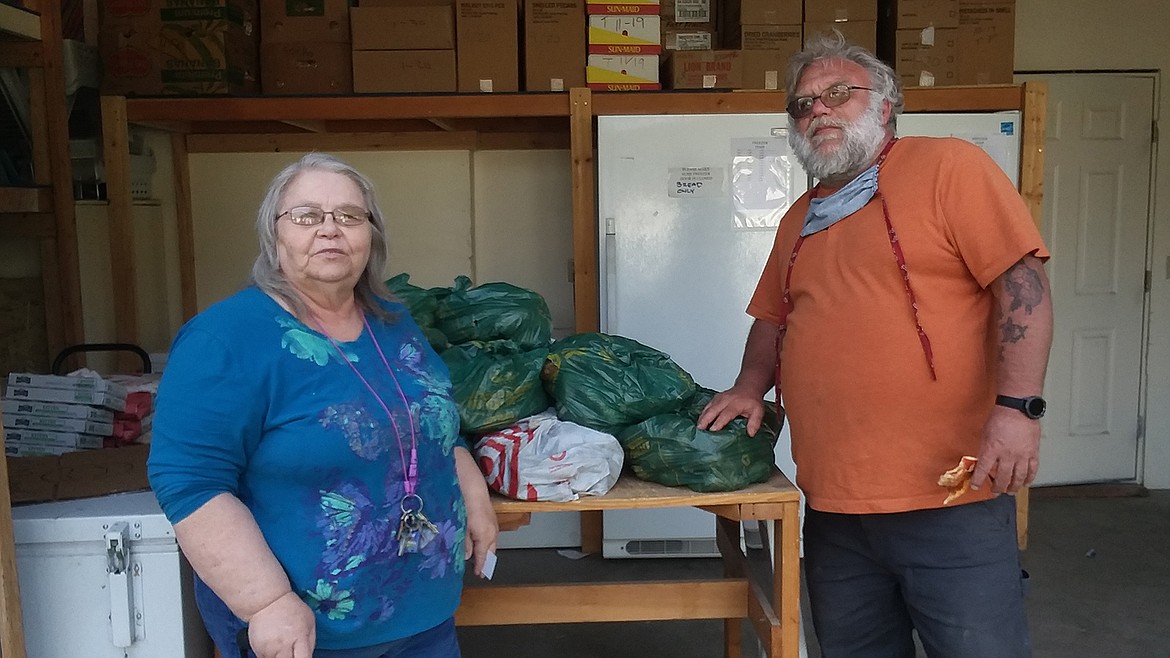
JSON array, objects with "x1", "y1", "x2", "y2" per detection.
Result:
[{"x1": 1145, "y1": 269, "x2": 1153, "y2": 293}]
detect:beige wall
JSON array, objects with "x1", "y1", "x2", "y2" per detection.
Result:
[{"x1": 1016, "y1": 0, "x2": 1170, "y2": 487}]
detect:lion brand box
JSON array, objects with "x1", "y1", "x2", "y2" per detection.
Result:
[
  {"x1": 589, "y1": 15, "x2": 662, "y2": 54},
  {"x1": 524, "y1": 0, "x2": 587, "y2": 91},
  {"x1": 664, "y1": 49, "x2": 742, "y2": 89},
  {"x1": 261, "y1": 41, "x2": 353, "y2": 94},
  {"x1": 586, "y1": 0, "x2": 660, "y2": 15},
  {"x1": 456, "y1": 0, "x2": 520, "y2": 92},
  {"x1": 586, "y1": 54, "x2": 660, "y2": 90},
  {"x1": 956, "y1": 0, "x2": 1013, "y2": 85},
  {"x1": 98, "y1": 0, "x2": 259, "y2": 96},
  {"x1": 260, "y1": 0, "x2": 350, "y2": 42}
]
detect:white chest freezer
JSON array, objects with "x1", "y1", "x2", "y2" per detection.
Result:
[{"x1": 11, "y1": 491, "x2": 211, "y2": 658}]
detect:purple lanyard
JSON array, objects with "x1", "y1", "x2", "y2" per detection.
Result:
[
  {"x1": 775, "y1": 138, "x2": 937, "y2": 393},
  {"x1": 316, "y1": 313, "x2": 419, "y2": 497}
]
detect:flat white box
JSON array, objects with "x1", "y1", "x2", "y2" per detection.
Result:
[
  {"x1": 5, "y1": 428, "x2": 105, "y2": 449},
  {"x1": 7, "y1": 372, "x2": 128, "y2": 400},
  {"x1": 4, "y1": 412, "x2": 114, "y2": 436},
  {"x1": 2, "y1": 398, "x2": 116, "y2": 423},
  {"x1": 5, "y1": 385, "x2": 127, "y2": 412},
  {"x1": 12, "y1": 492, "x2": 212, "y2": 657}
]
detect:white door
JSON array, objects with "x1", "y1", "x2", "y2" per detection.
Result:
[{"x1": 1016, "y1": 73, "x2": 1155, "y2": 485}]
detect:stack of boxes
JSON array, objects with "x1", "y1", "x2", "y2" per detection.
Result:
[
  {"x1": 351, "y1": 0, "x2": 458, "y2": 93},
  {"x1": 724, "y1": 0, "x2": 803, "y2": 90},
  {"x1": 662, "y1": 0, "x2": 717, "y2": 51},
  {"x1": 804, "y1": 0, "x2": 877, "y2": 51},
  {"x1": 260, "y1": 0, "x2": 353, "y2": 94},
  {"x1": 97, "y1": 0, "x2": 260, "y2": 96},
  {"x1": 456, "y1": 0, "x2": 521, "y2": 92},
  {"x1": 3, "y1": 374, "x2": 127, "y2": 456},
  {"x1": 956, "y1": 0, "x2": 1014, "y2": 85},
  {"x1": 878, "y1": 0, "x2": 959, "y2": 88},
  {"x1": 586, "y1": 0, "x2": 662, "y2": 90},
  {"x1": 524, "y1": 0, "x2": 587, "y2": 91}
]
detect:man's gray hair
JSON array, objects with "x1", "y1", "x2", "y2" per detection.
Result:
[
  {"x1": 250, "y1": 152, "x2": 394, "y2": 322},
  {"x1": 786, "y1": 29, "x2": 904, "y2": 128}
]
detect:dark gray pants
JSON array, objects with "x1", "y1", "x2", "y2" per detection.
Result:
[{"x1": 804, "y1": 496, "x2": 1031, "y2": 658}]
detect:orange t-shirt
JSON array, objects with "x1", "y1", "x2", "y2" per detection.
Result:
[{"x1": 747, "y1": 137, "x2": 1049, "y2": 514}]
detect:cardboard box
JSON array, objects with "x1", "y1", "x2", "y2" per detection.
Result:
[
  {"x1": 724, "y1": 0, "x2": 801, "y2": 24},
  {"x1": 2, "y1": 399, "x2": 114, "y2": 423},
  {"x1": 352, "y1": 49, "x2": 457, "y2": 92},
  {"x1": 878, "y1": 0, "x2": 958, "y2": 28},
  {"x1": 260, "y1": 0, "x2": 350, "y2": 42},
  {"x1": 589, "y1": 15, "x2": 662, "y2": 54},
  {"x1": 664, "y1": 49, "x2": 743, "y2": 89},
  {"x1": 97, "y1": 0, "x2": 260, "y2": 96},
  {"x1": 4, "y1": 414, "x2": 113, "y2": 437},
  {"x1": 957, "y1": 0, "x2": 1013, "y2": 85},
  {"x1": 892, "y1": 26, "x2": 956, "y2": 86},
  {"x1": 5, "y1": 385, "x2": 126, "y2": 412},
  {"x1": 731, "y1": 23, "x2": 801, "y2": 50},
  {"x1": 261, "y1": 41, "x2": 353, "y2": 94},
  {"x1": 524, "y1": 0, "x2": 587, "y2": 91},
  {"x1": 457, "y1": 0, "x2": 520, "y2": 91},
  {"x1": 803, "y1": 0, "x2": 877, "y2": 22},
  {"x1": 740, "y1": 49, "x2": 788, "y2": 89},
  {"x1": 350, "y1": 4, "x2": 455, "y2": 50},
  {"x1": 662, "y1": 0, "x2": 713, "y2": 22},
  {"x1": 803, "y1": 20, "x2": 876, "y2": 51},
  {"x1": 5, "y1": 428, "x2": 105, "y2": 450},
  {"x1": 6, "y1": 443, "x2": 151, "y2": 504},
  {"x1": 663, "y1": 26, "x2": 716, "y2": 50},
  {"x1": 586, "y1": 0, "x2": 660, "y2": 14},
  {"x1": 7, "y1": 372, "x2": 127, "y2": 399},
  {"x1": 586, "y1": 54, "x2": 660, "y2": 89}
]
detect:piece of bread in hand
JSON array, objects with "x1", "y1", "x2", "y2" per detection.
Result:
[{"x1": 938, "y1": 455, "x2": 979, "y2": 505}]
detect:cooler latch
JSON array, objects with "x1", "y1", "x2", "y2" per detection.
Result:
[{"x1": 105, "y1": 521, "x2": 134, "y2": 647}]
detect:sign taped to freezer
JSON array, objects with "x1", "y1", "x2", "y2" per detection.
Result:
[
  {"x1": 667, "y1": 166, "x2": 723, "y2": 198},
  {"x1": 729, "y1": 136, "x2": 794, "y2": 228}
]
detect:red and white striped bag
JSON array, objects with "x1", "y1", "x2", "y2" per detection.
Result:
[{"x1": 474, "y1": 410, "x2": 623, "y2": 502}]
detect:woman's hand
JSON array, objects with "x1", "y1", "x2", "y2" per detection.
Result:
[
  {"x1": 246, "y1": 591, "x2": 316, "y2": 658},
  {"x1": 454, "y1": 446, "x2": 498, "y2": 577}
]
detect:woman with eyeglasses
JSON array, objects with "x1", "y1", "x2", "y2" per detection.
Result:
[{"x1": 148, "y1": 153, "x2": 497, "y2": 658}]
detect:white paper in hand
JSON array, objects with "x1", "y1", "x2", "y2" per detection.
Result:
[{"x1": 482, "y1": 550, "x2": 497, "y2": 580}]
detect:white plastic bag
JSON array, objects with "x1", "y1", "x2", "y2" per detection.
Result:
[{"x1": 474, "y1": 409, "x2": 624, "y2": 502}]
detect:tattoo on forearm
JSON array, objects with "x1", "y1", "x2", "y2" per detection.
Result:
[
  {"x1": 1004, "y1": 260, "x2": 1045, "y2": 313},
  {"x1": 1000, "y1": 317, "x2": 1028, "y2": 344}
]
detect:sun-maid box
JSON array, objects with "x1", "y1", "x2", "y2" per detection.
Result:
[
  {"x1": 586, "y1": 54, "x2": 660, "y2": 90},
  {"x1": 524, "y1": 0, "x2": 586, "y2": 91},
  {"x1": 350, "y1": 0, "x2": 455, "y2": 50},
  {"x1": 97, "y1": 0, "x2": 259, "y2": 96},
  {"x1": 663, "y1": 49, "x2": 742, "y2": 89},
  {"x1": 586, "y1": 0, "x2": 660, "y2": 15},
  {"x1": 261, "y1": 41, "x2": 353, "y2": 94},
  {"x1": 259, "y1": 0, "x2": 350, "y2": 42},
  {"x1": 589, "y1": 15, "x2": 662, "y2": 54},
  {"x1": 352, "y1": 49, "x2": 458, "y2": 92},
  {"x1": 956, "y1": 0, "x2": 1013, "y2": 85},
  {"x1": 456, "y1": 0, "x2": 520, "y2": 92}
]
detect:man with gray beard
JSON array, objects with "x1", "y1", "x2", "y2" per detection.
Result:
[{"x1": 699, "y1": 32, "x2": 1053, "y2": 657}]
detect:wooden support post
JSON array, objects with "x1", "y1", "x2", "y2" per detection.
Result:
[
  {"x1": 171, "y1": 133, "x2": 199, "y2": 320},
  {"x1": 100, "y1": 95, "x2": 142, "y2": 370}
]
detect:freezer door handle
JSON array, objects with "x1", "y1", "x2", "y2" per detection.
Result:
[{"x1": 105, "y1": 521, "x2": 135, "y2": 648}]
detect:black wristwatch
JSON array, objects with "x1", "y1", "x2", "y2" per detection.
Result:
[{"x1": 995, "y1": 395, "x2": 1047, "y2": 420}]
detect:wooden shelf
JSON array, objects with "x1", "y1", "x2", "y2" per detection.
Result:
[{"x1": 0, "y1": 3, "x2": 39, "y2": 41}]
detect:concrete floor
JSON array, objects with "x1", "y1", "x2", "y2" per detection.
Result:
[{"x1": 457, "y1": 491, "x2": 1170, "y2": 658}]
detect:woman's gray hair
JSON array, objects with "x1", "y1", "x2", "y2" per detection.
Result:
[
  {"x1": 250, "y1": 152, "x2": 395, "y2": 322},
  {"x1": 786, "y1": 29, "x2": 904, "y2": 129}
]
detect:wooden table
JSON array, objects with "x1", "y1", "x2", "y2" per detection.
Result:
[{"x1": 454, "y1": 471, "x2": 802, "y2": 658}]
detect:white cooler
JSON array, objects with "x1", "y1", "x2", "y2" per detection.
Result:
[{"x1": 11, "y1": 491, "x2": 212, "y2": 657}]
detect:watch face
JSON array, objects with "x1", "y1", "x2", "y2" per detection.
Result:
[{"x1": 1024, "y1": 397, "x2": 1047, "y2": 419}]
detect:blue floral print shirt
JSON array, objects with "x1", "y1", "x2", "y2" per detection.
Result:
[{"x1": 149, "y1": 287, "x2": 465, "y2": 650}]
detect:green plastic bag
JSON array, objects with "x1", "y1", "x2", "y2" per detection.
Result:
[
  {"x1": 385, "y1": 273, "x2": 449, "y2": 350},
  {"x1": 617, "y1": 388, "x2": 784, "y2": 492},
  {"x1": 434, "y1": 275, "x2": 553, "y2": 350},
  {"x1": 440, "y1": 340, "x2": 551, "y2": 434},
  {"x1": 541, "y1": 333, "x2": 696, "y2": 434}
]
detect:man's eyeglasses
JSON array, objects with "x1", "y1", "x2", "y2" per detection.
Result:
[
  {"x1": 277, "y1": 205, "x2": 370, "y2": 227},
  {"x1": 786, "y1": 84, "x2": 874, "y2": 119}
]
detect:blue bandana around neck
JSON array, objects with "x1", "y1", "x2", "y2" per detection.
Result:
[{"x1": 801, "y1": 164, "x2": 879, "y2": 237}]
